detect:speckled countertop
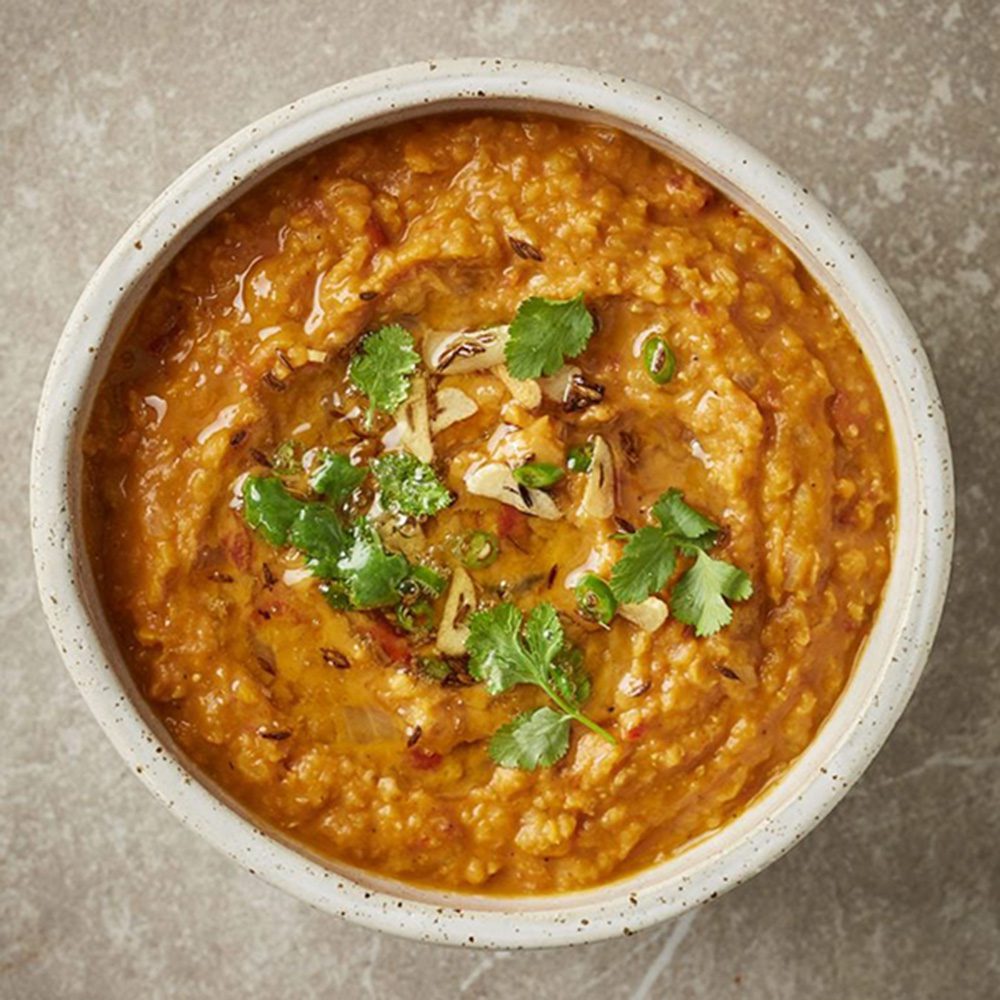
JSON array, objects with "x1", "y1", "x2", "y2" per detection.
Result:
[{"x1": 2, "y1": 1, "x2": 998, "y2": 997}]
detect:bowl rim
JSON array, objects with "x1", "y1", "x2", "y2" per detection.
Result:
[{"x1": 30, "y1": 58, "x2": 954, "y2": 949}]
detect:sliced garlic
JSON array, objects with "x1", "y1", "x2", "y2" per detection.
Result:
[
  {"x1": 496, "y1": 365, "x2": 542, "y2": 409},
  {"x1": 392, "y1": 374, "x2": 433, "y2": 462},
  {"x1": 618, "y1": 597, "x2": 668, "y2": 633},
  {"x1": 437, "y1": 566, "x2": 476, "y2": 656},
  {"x1": 374, "y1": 515, "x2": 427, "y2": 561},
  {"x1": 539, "y1": 366, "x2": 579, "y2": 403},
  {"x1": 539, "y1": 366, "x2": 605, "y2": 411},
  {"x1": 578, "y1": 435, "x2": 615, "y2": 519},
  {"x1": 430, "y1": 386, "x2": 478, "y2": 434},
  {"x1": 465, "y1": 462, "x2": 561, "y2": 520},
  {"x1": 423, "y1": 325, "x2": 509, "y2": 374}
]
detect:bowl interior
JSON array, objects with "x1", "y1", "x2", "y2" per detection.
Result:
[{"x1": 32, "y1": 60, "x2": 953, "y2": 946}]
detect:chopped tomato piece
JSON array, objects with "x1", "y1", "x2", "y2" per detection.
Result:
[
  {"x1": 226, "y1": 525, "x2": 253, "y2": 571},
  {"x1": 409, "y1": 747, "x2": 443, "y2": 770},
  {"x1": 497, "y1": 504, "x2": 528, "y2": 543},
  {"x1": 366, "y1": 618, "x2": 412, "y2": 665},
  {"x1": 365, "y1": 214, "x2": 388, "y2": 250}
]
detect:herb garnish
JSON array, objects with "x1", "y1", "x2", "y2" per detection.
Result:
[
  {"x1": 308, "y1": 450, "x2": 367, "y2": 505},
  {"x1": 504, "y1": 294, "x2": 595, "y2": 379},
  {"x1": 609, "y1": 489, "x2": 752, "y2": 636},
  {"x1": 671, "y1": 548, "x2": 754, "y2": 636},
  {"x1": 466, "y1": 602, "x2": 615, "y2": 770},
  {"x1": 241, "y1": 474, "x2": 418, "y2": 611},
  {"x1": 348, "y1": 324, "x2": 420, "y2": 428},
  {"x1": 335, "y1": 517, "x2": 410, "y2": 609},
  {"x1": 242, "y1": 476, "x2": 304, "y2": 546},
  {"x1": 371, "y1": 451, "x2": 454, "y2": 516},
  {"x1": 272, "y1": 440, "x2": 302, "y2": 475},
  {"x1": 566, "y1": 443, "x2": 593, "y2": 473}
]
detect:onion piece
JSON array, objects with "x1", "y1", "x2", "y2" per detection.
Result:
[{"x1": 339, "y1": 704, "x2": 397, "y2": 744}]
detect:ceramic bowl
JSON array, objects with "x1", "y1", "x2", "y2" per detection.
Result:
[{"x1": 30, "y1": 59, "x2": 954, "y2": 948}]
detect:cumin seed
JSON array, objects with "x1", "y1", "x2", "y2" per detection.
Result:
[
  {"x1": 508, "y1": 235, "x2": 544, "y2": 261},
  {"x1": 619, "y1": 430, "x2": 640, "y2": 465},
  {"x1": 321, "y1": 648, "x2": 351, "y2": 670}
]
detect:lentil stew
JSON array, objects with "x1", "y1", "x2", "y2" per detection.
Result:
[{"x1": 83, "y1": 114, "x2": 895, "y2": 893}]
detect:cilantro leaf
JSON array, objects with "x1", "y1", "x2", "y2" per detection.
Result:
[
  {"x1": 371, "y1": 451, "x2": 454, "y2": 516},
  {"x1": 288, "y1": 505, "x2": 350, "y2": 578},
  {"x1": 549, "y1": 646, "x2": 590, "y2": 708},
  {"x1": 466, "y1": 602, "x2": 614, "y2": 768},
  {"x1": 671, "y1": 549, "x2": 753, "y2": 637},
  {"x1": 488, "y1": 707, "x2": 572, "y2": 770},
  {"x1": 652, "y1": 488, "x2": 719, "y2": 545},
  {"x1": 348, "y1": 325, "x2": 420, "y2": 428},
  {"x1": 523, "y1": 603, "x2": 565, "y2": 674},
  {"x1": 466, "y1": 602, "x2": 540, "y2": 694},
  {"x1": 242, "y1": 475, "x2": 409, "y2": 610},
  {"x1": 504, "y1": 294, "x2": 595, "y2": 379},
  {"x1": 309, "y1": 450, "x2": 367, "y2": 506},
  {"x1": 610, "y1": 526, "x2": 678, "y2": 605},
  {"x1": 242, "y1": 476, "x2": 305, "y2": 546},
  {"x1": 335, "y1": 517, "x2": 409, "y2": 609},
  {"x1": 610, "y1": 490, "x2": 720, "y2": 604},
  {"x1": 608, "y1": 488, "x2": 752, "y2": 635}
]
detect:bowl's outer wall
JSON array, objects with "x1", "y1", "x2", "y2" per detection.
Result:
[{"x1": 30, "y1": 59, "x2": 954, "y2": 948}]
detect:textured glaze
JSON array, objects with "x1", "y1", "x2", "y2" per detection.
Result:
[{"x1": 30, "y1": 59, "x2": 952, "y2": 949}]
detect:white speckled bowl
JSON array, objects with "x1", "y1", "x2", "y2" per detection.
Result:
[{"x1": 30, "y1": 60, "x2": 953, "y2": 948}]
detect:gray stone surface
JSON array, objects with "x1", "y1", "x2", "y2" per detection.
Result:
[{"x1": 2, "y1": 0, "x2": 998, "y2": 996}]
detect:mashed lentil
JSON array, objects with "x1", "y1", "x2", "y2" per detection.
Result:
[{"x1": 83, "y1": 114, "x2": 895, "y2": 893}]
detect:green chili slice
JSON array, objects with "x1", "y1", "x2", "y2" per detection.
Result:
[
  {"x1": 455, "y1": 530, "x2": 500, "y2": 570},
  {"x1": 566, "y1": 443, "x2": 593, "y2": 473},
  {"x1": 642, "y1": 336, "x2": 676, "y2": 385},
  {"x1": 512, "y1": 462, "x2": 565, "y2": 489},
  {"x1": 575, "y1": 573, "x2": 618, "y2": 625},
  {"x1": 409, "y1": 564, "x2": 447, "y2": 597},
  {"x1": 416, "y1": 656, "x2": 453, "y2": 681},
  {"x1": 396, "y1": 599, "x2": 434, "y2": 633}
]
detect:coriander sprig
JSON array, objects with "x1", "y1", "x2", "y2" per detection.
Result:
[
  {"x1": 242, "y1": 473, "x2": 423, "y2": 611},
  {"x1": 348, "y1": 324, "x2": 420, "y2": 428},
  {"x1": 466, "y1": 602, "x2": 615, "y2": 770},
  {"x1": 609, "y1": 488, "x2": 752, "y2": 636},
  {"x1": 371, "y1": 451, "x2": 453, "y2": 516}
]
